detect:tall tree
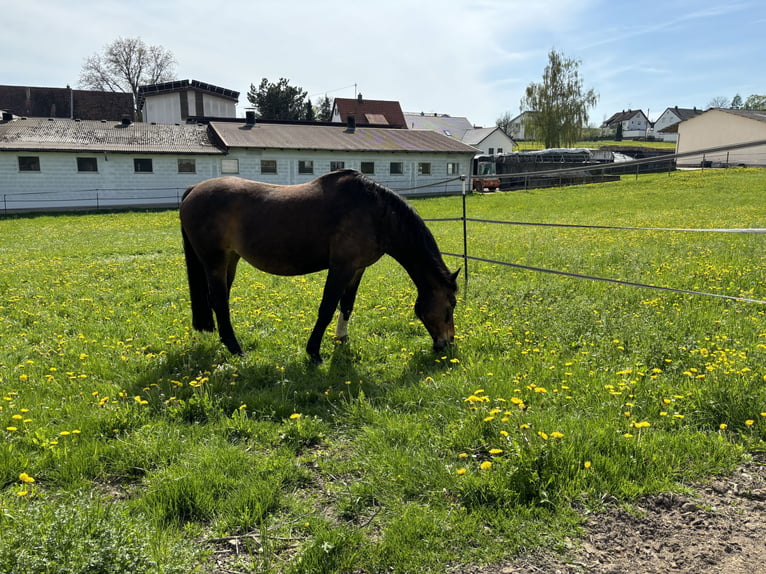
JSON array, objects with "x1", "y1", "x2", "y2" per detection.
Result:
[
  {"x1": 247, "y1": 78, "x2": 311, "y2": 121},
  {"x1": 79, "y1": 36, "x2": 176, "y2": 118},
  {"x1": 316, "y1": 95, "x2": 333, "y2": 122},
  {"x1": 520, "y1": 49, "x2": 598, "y2": 148},
  {"x1": 730, "y1": 94, "x2": 743, "y2": 109}
]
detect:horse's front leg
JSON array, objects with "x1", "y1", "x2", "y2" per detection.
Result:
[
  {"x1": 307, "y1": 267, "x2": 357, "y2": 364},
  {"x1": 335, "y1": 269, "x2": 365, "y2": 342}
]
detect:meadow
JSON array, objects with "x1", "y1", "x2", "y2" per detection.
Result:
[{"x1": 0, "y1": 168, "x2": 764, "y2": 573}]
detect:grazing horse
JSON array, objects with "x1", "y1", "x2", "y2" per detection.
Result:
[{"x1": 180, "y1": 169, "x2": 459, "y2": 363}]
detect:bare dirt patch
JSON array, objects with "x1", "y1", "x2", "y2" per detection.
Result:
[{"x1": 470, "y1": 455, "x2": 766, "y2": 574}]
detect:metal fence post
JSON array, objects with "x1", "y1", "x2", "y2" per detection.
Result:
[{"x1": 461, "y1": 175, "x2": 468, "y2": 289}]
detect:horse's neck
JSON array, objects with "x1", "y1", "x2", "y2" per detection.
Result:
[{"x1": 385, "y1": 226, "x2": 442, "y2": 293}]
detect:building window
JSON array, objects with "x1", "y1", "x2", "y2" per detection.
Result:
[
  {"x1": 261, "y1": 159, "x2": 277, "y2": 174},
  {"x1": 18, "y1": 156, "x2": 40, "y2": 172},
  {"x1": 298, "y1": 160, "x2": 314, "y2": 174},
  {"x1": 417, "y1": 162, "x2": 431, "y2": 175},
  {"x1": 221, "y1": 159, "x2": 239, "y2": 174},
  {"x1": 390, "y1": 161, "x2": 404, "y2": 175},
  {"x1": 76, "y1": 157, "x2": 98, "y2": 172},
  {"x1": 360, "y1": 161, "x2": 375, "y2": 175},
  {"x1": 497, "y1": 148, "x2": 503, "y2": 154},
  {"x1": 447, "y1": 162, "x2": 460, "y2": 175},
  {"x1": 178, "y1": 159, "x2": 196, "y2": 173},
  {"x1": 134, "y1": 158, "x2": 153, "y2": 173},
  {"x1": 488, "y1": 148, "x2": 495, "y2": 155},
  {"x1": 330, "y1": 161, "x2": 345, "y2": 171}
]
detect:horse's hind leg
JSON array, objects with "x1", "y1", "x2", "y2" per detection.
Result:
[
  {"x1": 335, "y1": 269, "x2": 365, "y2": 342},
  {"x1": 207, "y1": 255, "x2": 243, "y2": 355}
]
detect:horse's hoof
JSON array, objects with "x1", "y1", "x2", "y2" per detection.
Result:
[{"x1": 308, "y1": 353, "x2": 323, "y2": 365}]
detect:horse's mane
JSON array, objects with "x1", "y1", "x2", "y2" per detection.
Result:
[{"x1": 328, "y1": 170, "x2": 455, "y2": 287}]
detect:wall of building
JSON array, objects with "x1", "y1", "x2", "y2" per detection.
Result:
[
  {"x1": 676, "y1": 111, "x2": 766, "y2": 167},
  {"x1": 0, "y1": 148, "x2": 473, "y2": 212}
]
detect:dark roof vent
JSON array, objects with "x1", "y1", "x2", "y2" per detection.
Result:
[
  {"x1": 2, "y1": 112, "x2": 12, "y2": 121},
  {"x1": 245, "y1": 110, "x2": 256, "y2": 125},
  {"x1": 357, "y1": 93, "x2": 363, "y2": 103},
  {"x1": 346, "y1": 114, "x2": 356, "y2": 132},
  {"x1": 121, "y1": 115, "x2": 132, "y2": 126}
]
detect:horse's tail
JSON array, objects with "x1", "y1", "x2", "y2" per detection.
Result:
[{"x1": 181, "y1": 200, "x2": 215, "y2": 333}]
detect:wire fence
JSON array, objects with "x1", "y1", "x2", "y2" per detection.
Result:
[{"x1": 422, "y1": 145, "x2": 766, "y2": 305}]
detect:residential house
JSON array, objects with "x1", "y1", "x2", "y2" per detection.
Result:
[
  {"x1": 675, "y1": 108, "x2": 766, "y2": 167},
  {"x1": 507, "y1": 111, "x2": 537, "y2": 141},
  {"x1": 653, "y1": 107, "x2": 703, "y2": 142},
  {"x1": 330, "y1": 95, "x2": 407, "y2": 128},
  {"x1": 0, "y1": 115, "x2": 478, "y2": 212},
  {"x1": 137, "y1": 79, "x2": 239, "y2": 124},
  {"x1": 0, "y1": 84, "x2": 134, "y2": 121},
  {"x1": 601, "y1": 109, "x2": 650, "y2": 139},
  {"x1": 404, "y1": 112, "x2": 515, "y2": 155}
]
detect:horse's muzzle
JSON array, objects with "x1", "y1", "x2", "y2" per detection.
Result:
[{"x1": 433, "y1": 336, "x2": 455, "y2": 353}]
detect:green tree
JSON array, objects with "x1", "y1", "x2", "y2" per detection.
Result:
[
  {"x1": 247, "y1": 78, "x2": 311, "y2": 121},
  {"x1": 730, "y1": 94, "x2": 743, "y2": 109},
  {"x1": 79, "y1": 36, "x2": 176, "y2": 118},
  {"x1": 316, "y1": 95, "x2": 333, "y2": 122},
  {"x1": 743, "y1": 94, "x2": 766, "y2": 110},
  {"x1": 520, "y1": 49, "x2": 598, "y2": 148}
]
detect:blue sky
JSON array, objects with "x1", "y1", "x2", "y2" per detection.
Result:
[{"x1": 3, "y1": 0, "x2": 764, "y2": 128}]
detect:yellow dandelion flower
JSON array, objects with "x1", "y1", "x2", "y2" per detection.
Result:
[
  {"x1": 458, "y1": 452, "x2": 468, "y2": 459},
  {"x1": 483, "y1": 416, "x2": 495, "y2": 422},
  {"x1": 632, "y1": 421, "x2": 651, "y2": 429},
  {"x1": 456, "y1": 468, "x2": 467, "y2": 476},
  {"x1": 479, "y1": 461, "x2": 492, "y2": 470},
  {"x1": 6, "y1": 427, "x2": 17, "y2": 432},
  {"x1": 745, "y1": 419, "x2": 755, "y2": 426},
  {"x1": 550, "y1": 431, "x2": 565, "y2": 439},
  {"x1": 59, "y1": 431, "x2": 70, "y2": 436},
  {"x1": 290, "y1": 413, "x2": 302, "y2": 420},
  {"x1": 584, "y1": 461, "x2": 592, "y2": 469},
  {"x1": 19, "y1": 473, "x2": 35, "y2": 483},
  {"x1": 623, "y1": 433, "x2": 634, "y2": 438},
  {"x1": 500, "y1": 430, "x2": 509, "y2": 437},
  {"x1": 489, "y1": 448, "x2": 503, "y2": 455},
  {"x1": 17, "y1": 490, "x2": 28, "y2": 497},
  {"x1": 719, "y1": 423, "x2": 728, "y2": 430},
  {"x1": 537, "y1": 431, "x2": 548, "y2": 440}
]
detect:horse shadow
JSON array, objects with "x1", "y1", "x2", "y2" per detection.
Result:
[{"x1": 127, "y1": 338, "x2": 451, "y2": 424}]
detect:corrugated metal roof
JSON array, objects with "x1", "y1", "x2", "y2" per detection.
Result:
[
  {"x1": 0, "y1": 118, "x2": 223, "y2": 154},
  {"x1": 210, "y1": 121, "x2": 479, "y2": 154}
]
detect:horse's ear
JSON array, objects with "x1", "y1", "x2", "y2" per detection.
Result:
[{"x1": 451, "y1": 268, "x2": 461, "y2": 282}]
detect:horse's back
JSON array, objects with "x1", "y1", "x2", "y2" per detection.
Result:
[{"x1": 180, "y1": 174, "x2": 385, "y2": 276}]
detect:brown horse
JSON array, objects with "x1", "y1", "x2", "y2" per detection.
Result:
[{"x1": 180, "y1": 169, "x2": 459, "y2": 363}]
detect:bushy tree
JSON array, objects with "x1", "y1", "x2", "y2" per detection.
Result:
[
  {"x1": 79, "y1": 36, "x2": 176, "y2": 117},
  {"x1": 520, "y1": 49, "x2": 598, "y2": 148},
  {"x1": 247, "y1": 78, "x2": 312, "y2": 121},
  {"x1": 743, "y1": 94, "x2": 766, "y2": 110},
  {"x1": 730, "y1": 94, "x2": 743, "y2": 109}
]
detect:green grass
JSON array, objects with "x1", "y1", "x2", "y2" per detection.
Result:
[{"x1": 1, "y1": 168, "x2": 764, "y2": 572}]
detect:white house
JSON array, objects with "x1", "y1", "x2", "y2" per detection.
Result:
[
  {"x1": 404, "y1": 112, "x2": 515, "y2": 155},
  {"x1": 675, "y1": 108, "x2": 766, "y2": 167},
  {"x1": 137, "y1": 80, "x2": 239, "y2": 124},
  {"x1": 653, "y1": 107, "x2": 703, "y2": 142},
  {"x1": 507, "y1": 111, "x2": 537, "y2": 141},
  {"x1": 602, "y1": 109, "x2": 650, "y2": 139},
  {"x1": 0, "y1": 115, "x2": 478, "y2": 213}
]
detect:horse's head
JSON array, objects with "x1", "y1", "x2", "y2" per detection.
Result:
[{"x1": 414, "y1": 269, "x2": 460, "y2": 353}]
